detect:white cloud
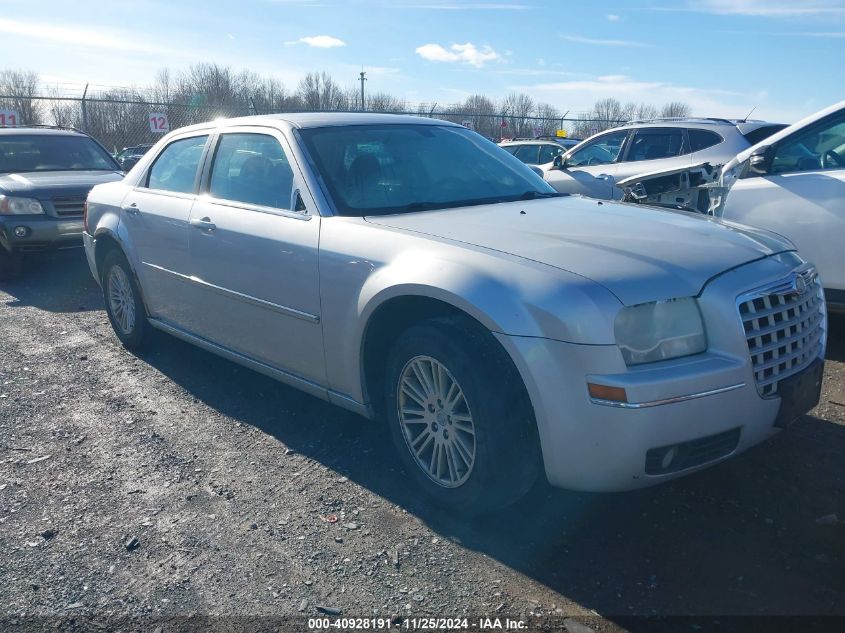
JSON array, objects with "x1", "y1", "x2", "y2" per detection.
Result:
[
  {"x1": 561, "y1": 34, "x2": 652, "y2": 47},
  {"x1": 607, "y1": 13, "x2": 621, "y2": 21},
  {"x1": 0, "y1": 18, "x2": 179, "y2": 55},
  {"x1": 287, "y1": 35, "x2": 346, "y2": 48},
  {"x1": 655, "y1": 0, "x2": 845, "y2": 17},
  {"x1": 397, "y1": 3, "x2": 528, "y2": 9},
  {"x1": 415, "y1": 42, "x2": 499, "y2": 67}
]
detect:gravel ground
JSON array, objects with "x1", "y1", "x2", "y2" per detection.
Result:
[{"x1": 1, "y1": 250, "x2": 844, "y2": 633}]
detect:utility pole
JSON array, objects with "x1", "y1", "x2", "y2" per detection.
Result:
[{"x1": 358, "y1": 69, "x2": 367, "y2": 111}]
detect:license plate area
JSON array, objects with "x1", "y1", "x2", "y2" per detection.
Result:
[{"x1": 774, "y1": 357, "x2": 824, "y2": 428}]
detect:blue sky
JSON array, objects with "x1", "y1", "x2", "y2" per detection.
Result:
[{"x1": 1, "y1": 0, "x2": 843, "y2": 122}]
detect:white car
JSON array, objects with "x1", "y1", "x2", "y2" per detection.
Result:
[
  {"x1": 719, "y1": 100, "x2": 845, "y2": 312},
  {"x1": 83, "y1": 113, "x2": 826, "y2": 513}
]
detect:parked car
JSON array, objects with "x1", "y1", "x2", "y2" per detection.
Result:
[
  {"x1": 545, "y1": 118, "x2": 787, "y2": 200},
  {"x1": 84, "y1": 113, "x2": 826, "y2": 513},
  {"x1": 500, "y1": 138, "x2": 580, "y2": 169},
  {"x1": 616, "y1": 101, "x2": 845, "y2": 313},
  {"x1": 0, "y1": 126, "x2": 124, "y2": 279},
  {"x1": 115, "y1": 144, "x2": 154, "y2": 171}
]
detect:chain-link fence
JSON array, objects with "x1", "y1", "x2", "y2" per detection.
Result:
[{"x1": 0, "y1": 94, "x2": 624, "y2": 154}]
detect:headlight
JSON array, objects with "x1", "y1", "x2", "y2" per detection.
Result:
[
  {"x1": 0, "y1": 195, "x2": 44, "y2": 215},
  {"x1": 614, "y1": 297, "x2": 707, "y2": 365}
]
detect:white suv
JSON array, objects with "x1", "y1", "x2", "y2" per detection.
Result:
[{"x1": 545, "y1": 118, "x2": 786, "y2": 200}]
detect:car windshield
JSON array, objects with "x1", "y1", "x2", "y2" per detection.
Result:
[
  {"x1": 0, "y1": 134, "x2": 118, "y2": 173},
  {"x1": 299, "y1": 123, "x2": 559, "y2": 216}
]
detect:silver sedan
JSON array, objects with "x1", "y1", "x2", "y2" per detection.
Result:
[{"x1": 83, "y1": 113, "x2": 826, "y2": 514}]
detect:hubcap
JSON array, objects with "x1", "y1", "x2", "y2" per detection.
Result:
[
  {"x1": 397, "y1": 355, "x2": 476, "y2": 488},
  {"x1": 107, "y1": 265, "x2": 136, "y2": 336}
]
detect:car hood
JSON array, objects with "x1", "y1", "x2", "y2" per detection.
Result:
[
  {"x1": 0, "y1": 170, "x2": 124, "y2": 196},
  {"x1": 365, "y1": 197, "x2": 793, "y2": 306}
]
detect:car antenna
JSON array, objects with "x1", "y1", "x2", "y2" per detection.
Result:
[{"x1": 739, "y1": 105, "x2": 757, "y2": 122}]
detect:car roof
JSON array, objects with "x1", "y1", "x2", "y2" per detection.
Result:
[
  {"x1": 612, "y1": 118, "x2": 783, "y2": 132},
  {"x1": 0, "y1": 126, "x2": 88, "y2": 137},
  {"x1": 169, "y1": 112, "x2": 464, "y2": 136},
  {"x1": 499, "y1": 139, "x2": 565, "y2": 146}
]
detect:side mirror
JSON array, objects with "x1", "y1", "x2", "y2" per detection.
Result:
[
  {"x1": 748, "y1": 146, "x2": 773, "y2": 176},
  {"x1": 553, "y1": 155, "x2": 566, "y2": 170}
]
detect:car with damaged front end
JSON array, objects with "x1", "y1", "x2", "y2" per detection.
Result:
[{"x1": 83, "y1": 113, "x2": 826, "y2": 514}]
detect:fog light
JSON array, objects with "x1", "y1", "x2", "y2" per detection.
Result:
[
  {"x1": 14, "y1": 226, "x2": 29, "y2": 238},
  {"x1": 587, "y1": 382, "x2": 628, "y2": 403},
  {"x1": 661, "y1": 446, "x2": 678, "y2": 470}
]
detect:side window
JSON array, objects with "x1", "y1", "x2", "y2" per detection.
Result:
[
  {"x1": 770, "y1": 114, "x2": 845, "y2": 175},
  {"x1": 538, "y1": 144, "x2": 563, "y2": 164},
  {"x1": 513, "y1": 144, "x2": 540, "y2": 164},
  {"x1": 147, "y1": 135, "x2": 208, "y2": 194},
  {"x1": 626, "y1": 128, "x2": 684, "y2": 162},
  {"x1": 209, "y1": 133, "x2": 295, "y2": 210},
  {"x1": 688, "y1": 129, "x2": 723, "y2": 153},
  {"x1": 501, "y1": 145, "x2": 519, "y2": 155},
  {"x1": 567, "y1": 131, "x2": 628, "y2": 167}
]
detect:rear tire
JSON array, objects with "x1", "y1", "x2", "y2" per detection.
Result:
[
  {"x1": 384, "y1": 317, "x2": 541, "y2": 515},
  {"x1": 101, "y1": 249, "x2": 151, "y2": 350},
  {"x1": 0, "y1": 247, "x2": 23, "y2": 281}
]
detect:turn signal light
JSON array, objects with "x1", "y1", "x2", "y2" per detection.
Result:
[{"x1": 587, "y1": 383, "x2": 628, "y2": 403}]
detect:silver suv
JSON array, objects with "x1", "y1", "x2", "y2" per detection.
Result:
[{"x1": 545, "y1": 118, "x2": 786, "y2": 200}]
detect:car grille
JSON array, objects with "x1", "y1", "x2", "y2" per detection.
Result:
[
  {"x1": 52, "y1": 196, "x2": 86, "y2": 217},
  {"x1": 738, "y1": 269, "x2": 825, "y2": 398}
]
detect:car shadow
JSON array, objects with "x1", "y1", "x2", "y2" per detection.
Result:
[
  {"x1": 133, "y1": 318, "x2": 845, "y2": 623},
  {"x1": 0, "y1": 249, "x2": 102, "y2": 313},
  {"x1": 6, "y1": 252, "x2": 844, "y2": 623}
]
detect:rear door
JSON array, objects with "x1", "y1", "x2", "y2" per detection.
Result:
[
  {"x1": 723, "y1": 111, "x2": 845, "y2": 299},
  {"x1": 121, "y1": 131, "x2": 211, "y2": 326},
  {"x1": 615, "y1": 127, "x2": 686, "y2": 184},
  {"x1": 184, "y1": 127, "x2": 325, "y2": 385}
]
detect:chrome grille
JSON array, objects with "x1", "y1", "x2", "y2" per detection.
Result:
[
  {"x1": 52, "y1": 196, "x2": 86, "y2": 217},
  {"x1": 738, "y1": 269, "x2": 825, "y2": 398}
]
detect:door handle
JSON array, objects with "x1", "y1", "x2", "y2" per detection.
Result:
[
  {"x1": 190, "y1": 217, "x2": 216, "y2": 231},
  {"x1": 596, "y1": 174, "x2": 613, "y2": 181},
  {"x1": 121, "y1": 203, "x2": 140, "y2": 215}
]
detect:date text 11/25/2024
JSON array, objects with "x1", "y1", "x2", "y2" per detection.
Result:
[{"x1": 307, "y1": 617, "x2": 528, "y2": 630}]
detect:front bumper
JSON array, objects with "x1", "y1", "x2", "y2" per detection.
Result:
[
  {"x1": 0, "y1": 215, "x2": 84, "y2": 253},
  {"x1": 497, "y1": 254, "x2": 825, "y2": 492}
]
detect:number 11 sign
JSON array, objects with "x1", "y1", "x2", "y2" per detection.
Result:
[
  {"x1": 0, "y1": 111, "x2": 20, "y2": 127},
  {"x1": 149, "y1": 113, "x2": 170, "y2": 133}
]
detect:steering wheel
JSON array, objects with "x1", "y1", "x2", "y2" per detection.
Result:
[{"x1": 822, "y1": 149, "x2": 845, "y2": 168}]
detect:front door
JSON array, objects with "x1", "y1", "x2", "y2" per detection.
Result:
[
  {"x1": 184, "y1": 128, "x2": 325, "y2": 385},
  {"x1": 546, "y1": 130, "x2": 628, "y2": 199}
]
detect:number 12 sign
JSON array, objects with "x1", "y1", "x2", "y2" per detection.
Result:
[
  {"x1": 0, "y1": 110, "x2": 20, "y2": 127},
  {"x1": 149, "y1": 113, "x2": 170, "y2": 133}
]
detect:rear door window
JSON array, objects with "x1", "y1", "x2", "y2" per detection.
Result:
[
  {"x1": 147, "y1": 135, "x2": 208, "y2": 194},
  {"x1": 626, "y1": 128, "x2": 685, "y2": 162}
]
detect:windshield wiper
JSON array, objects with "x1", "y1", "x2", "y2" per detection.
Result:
[{"x1": 514, "y1": 190, "x2": 565, "y2": 200}]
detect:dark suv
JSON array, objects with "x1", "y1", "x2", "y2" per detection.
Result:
[{"x1": 0, "y1": 126, "x2": 123, "y2": 278}]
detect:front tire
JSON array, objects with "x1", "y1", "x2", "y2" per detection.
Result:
[
  {"x1": 384, "y1": 317, "x2": 541, "y2": 515},
  {"x1": 101, "y1": 250, "x2": 150, "y2": 350}
]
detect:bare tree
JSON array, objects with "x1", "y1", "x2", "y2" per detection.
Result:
[
  {"x1": 296, "y1": 72, "x2": 348, "y2": 111},
  {"x1": 0, "y1": 69, "x2": 42, "y2": 125},
  {"x1": 660, "y1": 101, "x2": 692, "y2": 118}
]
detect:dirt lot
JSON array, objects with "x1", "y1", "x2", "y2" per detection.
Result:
[{"x1": 1, "y1": 250, "x2": 844, "y2": 633}]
